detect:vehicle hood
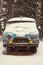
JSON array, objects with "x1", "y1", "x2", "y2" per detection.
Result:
[{"x1": 4, "y1": 22, "x2": 39, "y2": 36}]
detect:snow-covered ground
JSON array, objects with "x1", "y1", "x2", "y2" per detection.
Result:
[{"x1": 0, "y1": 38, "x2": 43, "y2": 65}]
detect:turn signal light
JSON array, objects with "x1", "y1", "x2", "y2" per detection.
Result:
[
  {"x1": 8, "y1": 40, "x2": 13, "y2": 44},
  {"x1": 29, "y1": 40, "x2": 33, "y2": 44}
]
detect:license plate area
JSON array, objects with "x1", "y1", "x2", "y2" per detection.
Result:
[{"x1": 13, "y1": 37, "x2": 29, "y2": 43}]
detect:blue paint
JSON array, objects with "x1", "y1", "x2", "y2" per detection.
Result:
[
  {"x1": 3, "y1": 32, "x2": 39, "y2": 45},
  {"x1": 3, "y1": 32, "x2": 17, "y2": 40},
  {"x1": 25, "y1": 32, "x2": 39, "y2": 40},
  {"x1": 25, "y1": 34, "x2": 31, "y2": 40}
]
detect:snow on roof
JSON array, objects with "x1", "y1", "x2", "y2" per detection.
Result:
[{"x1": 8, "y1": 17, "x2": 36, "y2": 22}]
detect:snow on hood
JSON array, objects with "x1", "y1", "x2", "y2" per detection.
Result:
[{"x1": 4, "y1": 22, "x2": 38, "y2": 36}]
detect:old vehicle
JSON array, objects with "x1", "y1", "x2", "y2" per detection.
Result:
[{"x1": 3, "y1": 17, "x2": 39, "y2": 53}]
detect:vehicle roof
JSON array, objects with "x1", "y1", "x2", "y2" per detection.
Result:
[{"x1": 8, "y1": 17, "x2": 36, "y2": 22}]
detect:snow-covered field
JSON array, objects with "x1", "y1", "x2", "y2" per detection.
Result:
[{"x1": 0, "y1": 37, "x2": 43, "y2": 65}]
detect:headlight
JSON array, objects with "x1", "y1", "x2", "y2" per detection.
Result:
[
  {"x1": 8, "y1": 40, "x2": 13, "y2": 44},
  {"x1": 31, "y1": 34, "x2": 35, "y2": 39},
  {"x1": 30, "y1": 33, "x2": 37, "y2": 39},
  {"x1": 30, "y1": 33, "x2": 35, "y2": 44},
  {"x1": 7, "y1": 33, "x2": 12, "y2": 39}
]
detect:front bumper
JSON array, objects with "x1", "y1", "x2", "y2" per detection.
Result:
[{"x1": 3, "y1": 43, "x2": 38, "y2": 48}]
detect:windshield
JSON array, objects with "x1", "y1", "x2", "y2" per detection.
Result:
[{"x1": 7, "y1": 21, "x2": 35, "y2": 24}]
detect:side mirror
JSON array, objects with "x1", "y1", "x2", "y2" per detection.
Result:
[
  {"x1": 38, "y1": 26, "x2": 41, "y2": 30},
  {"x1": 1, "y1": 22, "x2": 5, "y2": 32},
  {"x1": 2, "y1": 26, "x2": 5, "y2": 32}
]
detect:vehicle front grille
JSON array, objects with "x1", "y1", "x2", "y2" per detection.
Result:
[{"x1": 13, "y1": 37, "x2": 29, "y2": 43}]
